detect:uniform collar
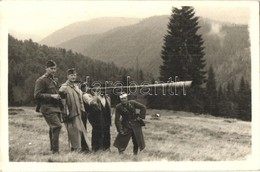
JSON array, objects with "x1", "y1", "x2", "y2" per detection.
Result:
[
  {"x1": 66, "y1": 80, "x2": 75, "y2": 87},
  {"x1": 44, "y1": 73, "x2": 54, "y2": 79},
  {"x1": 121, "y1": 101, "x2": 128, "y2": 107}
]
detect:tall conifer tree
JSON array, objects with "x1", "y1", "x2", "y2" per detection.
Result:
[
  {"x1": 159, "y1": 6, "x2": 207, "y2": 112},
  {"x1": 237, "y1": 77, "x2": 251, "y2": 121}
]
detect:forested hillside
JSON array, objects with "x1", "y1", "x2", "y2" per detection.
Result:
[
  {"x1": 201, "y1": 19, "x2": 250, "y2": 88},
  {"x1": 8, "y1": 14, "x2": 251, "y2": 121},
  {"x1": 57, "y1": 16, "x2": 250, "y2": 88},
  {"x1": 40, "y1": 17, "x2": 140, "y2": 46},
  {"x1": 59, "y1": 16, "x2": 168, "y2": 78},
  {"x1": 8, "y1": 35, "x2": 147, "y2": 106},
  {"x1": 149, "y1": 7, "x2": 251, "y2": 121}
]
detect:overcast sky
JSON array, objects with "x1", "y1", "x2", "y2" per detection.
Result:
[{"x1": 1, "y1": 1, "x2": 253, "y2": 39}]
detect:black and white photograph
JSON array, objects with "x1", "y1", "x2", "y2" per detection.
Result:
[{"x1": 0, "y1": 1, "x2": 259, "y2": 171}]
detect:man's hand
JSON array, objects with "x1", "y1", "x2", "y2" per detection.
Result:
[
  {"x1": 119, "y1": 130, "x2": 128, "y2": 135},
  {"x1": 51, "y1": 94, "x2": 61, "y2": 100},
  {"x1": 91, "y1": 97, "x2": 99, "y2": 105}
]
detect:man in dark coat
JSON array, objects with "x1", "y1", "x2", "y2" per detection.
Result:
[
  {"x1": 83, "y1": 88, "x2": 112, "y2": 152},
  {"x1": 34, "y1": 60, "x2": 62, "y2": 154},
  {"x1": 113, "y1": 92, "x2": 146, "y2": 155}
]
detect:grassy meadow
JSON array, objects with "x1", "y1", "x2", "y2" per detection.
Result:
[{"x1": 8, "y1": 107, "x2": 251, "y2": 162}]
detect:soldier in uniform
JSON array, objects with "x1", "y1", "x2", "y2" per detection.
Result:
[
  {"x1": 59, "y1": 68, "x2": 90, "y2": 152},
  {"x1": 113, "y1": 92, "x2": 146, "y2": 155},
  {"x1": 34, "y1": 60, "x2": 62, "y2": 154}
]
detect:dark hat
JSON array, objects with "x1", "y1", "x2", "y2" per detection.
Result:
[
  {"x1": 80, "y1": 82, "x2": 88, "y2": 89},
  {"x1": 46, "y1": 60, "x2": 56, "y2": 68},
  {"x1": 80, "y1": 82, "x2": 87, "y2": 86},
  {"x1": 67, "y1": 68, "x2": 76, "y2": 75}
]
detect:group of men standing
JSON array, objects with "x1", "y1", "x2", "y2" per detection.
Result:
[{"x1": 34, "y1": 60, "x2": 146, "y2": 155}]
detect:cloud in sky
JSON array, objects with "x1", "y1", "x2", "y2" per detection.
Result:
[{"x1": 1, "y1": 1, "x2": 252, "y2": 38}]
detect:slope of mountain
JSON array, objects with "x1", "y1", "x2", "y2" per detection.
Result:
[
  {"x1": 58, "y1": 15, "x2": 250, "y2": 87},
  {"x1": 8, "y1": 34, "x2": 145, "y2": 106},
  {"x1": 40, "y1": 17, "x2": 141, "y2": 46},
  {"x1": 59, "y1": 16, "x2": 169, "y2": 77},
  {"x1": 8, "y1": 29, "x2": 42, "y2": 42},
  {"x1": 202, "y1": 21, "x2": 250, "y2": 87}
]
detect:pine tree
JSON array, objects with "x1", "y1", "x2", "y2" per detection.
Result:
[
  {"x1": 226, "y1": 80, "x2": 236, "y2": 101},
  {"x1": 217, "y1": 85, "x2": 223, "y2": 102},
  {"x1": 216, "y1": 85, "x2": 225, "y2": 117},
  {"x1": 237, "y1": 77, "x2": 251, "y2": 121},
  {"x1": 205, "y1": 65, "x2": 217, "y2": 115},
  {"x1": 159, "y1": 6, "x2": 207, "y2": 113}
]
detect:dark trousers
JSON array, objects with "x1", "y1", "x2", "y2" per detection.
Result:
[
  {"x1": 91, "y1": 125, "x2": 111, "y2": 152},
  {"x1": 132, "y1": 132, "x2": 138, "y2": 154},
  {"x1": 114, "y1": 130, "x2": 138, "y2": 154},
  {"x1": 43, "y1": 113, "x2": 62, "y2": 153},
  {"x1": 91, "y1": 125, "x2": 103, "y2": 152},
  {"x1": 103, "y1": 125, "x2": 111, "y2": 150},
  {"x1": 81, "y1": 112, "x2": 90, "y2": 152}
]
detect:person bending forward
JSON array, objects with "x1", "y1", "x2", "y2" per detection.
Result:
[{"x1": 113, "y1": 92, "x2": 146, "y2": 155}]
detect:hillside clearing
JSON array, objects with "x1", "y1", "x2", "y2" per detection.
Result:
[{"x1": 8, "y1": 107, "x2": 251, "y2": 162}]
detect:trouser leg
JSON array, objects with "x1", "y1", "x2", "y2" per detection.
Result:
[
  {"x1": 81, "y1": 113, "x2": 89, "y2": 152},
  {"x1": 91, "y1": 126, "x2": 101, "y2": 152},
  {"x1": 43, "y1": 112, "x2": 62, "y2": 153},
  {"x1": 91, "y1": 127, "x2": 96, "y2": 151},
  {"x1": 51, "y1": 126, "x2": 61, "y2": 152},
  {"x1": 113, "y1": 130, "x2": 132, "y2": 154},
  {"x1": 103, "y1": 125, "x2": 110, "y2": 150},
  {"x1": 49, "y1": 129, "x2": 53, "y2": 151},
  {"x1": 132, "y1": 132, "x2": 138, "y2": 155},
  {"x1": 81, "y1": 133, "x2": 90, "y2": 152},
  {"x1": 67, "y1": 122, "x2": 81, "y2": 151}
]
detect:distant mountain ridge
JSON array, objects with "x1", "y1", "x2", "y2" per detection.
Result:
[
  {"x1": 41, "y1": 15, "x2": 249, "y2": 88},
  {"x1": 59, "y1": 16, "x2": 169, "y2": 77},
  {"x1": 40, "y1": 17, "x2": 141, "y2": 46},
  {"x1": 56, "y1": 15, "x2": 250, "y2": 87}
]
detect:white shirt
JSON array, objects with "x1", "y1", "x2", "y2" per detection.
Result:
[
  {"x1": 82, "y1": 93, "x2": 94, "y2": 105},
  {"x1": 99, "y1": 96, "x2": 106, "y2": 107}
]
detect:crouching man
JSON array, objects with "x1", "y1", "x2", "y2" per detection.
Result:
[{"x1": 113, "y1": 92, "x2": 146, "y2": 155}]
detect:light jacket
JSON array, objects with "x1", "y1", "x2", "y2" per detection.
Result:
[{"x1": 59, "y1": 80, "x2": 85, "y2": 119}]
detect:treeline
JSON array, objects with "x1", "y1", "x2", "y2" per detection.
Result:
[
  {"x1": 146, "y1": 66, "x2": 251, "y2": 121},
  {"x1": 146, "y1": 6, "x2": 251, "y2": 121},
  {"x1": 8, "y1": 6, "x2": 252, "y2": 122},
  {"x1": 8, "y1": 34, "x2": 148, "y2": 106}
]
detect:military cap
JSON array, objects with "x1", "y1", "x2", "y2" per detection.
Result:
[
  {"x1": 46, "y1": 60, "x2": 56, "y2": 68},
  {"x1": 67, "y1": 68, "x2": 76, "y2": 75}
]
